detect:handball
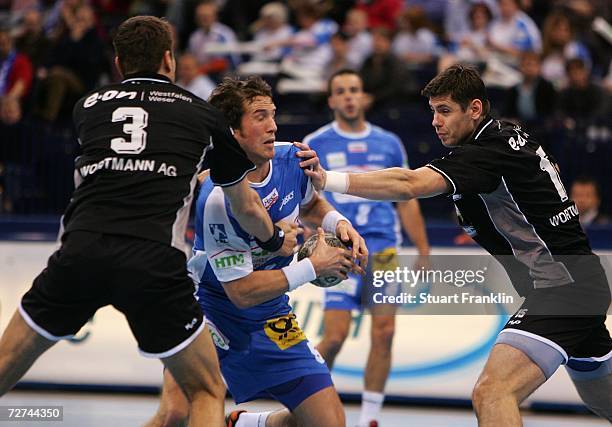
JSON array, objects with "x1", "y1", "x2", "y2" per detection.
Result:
[{"x1": 297, "y1": 232, "x2": 348, "y2": 287}]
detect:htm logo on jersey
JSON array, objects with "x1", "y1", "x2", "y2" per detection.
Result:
[
  {"x1": 214, "y1": 253, "x2": 245, "y2": 269},
  {"x1": 262, "y1": 188, "x2": 279, "y2": 210},
  {"x1": 209, "y1": 223, "x2": 228, "y2": 243},
  {"x1": 184, "y1": 317, "x2": 198, "y2": 330},
  {"x1": 279, "y1": 191, "x2": 294, "y2": 211}
]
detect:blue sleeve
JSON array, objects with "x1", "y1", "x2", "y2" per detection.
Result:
[{"x1": 390, "y1": 134, "x2": 409, "y2": 168}]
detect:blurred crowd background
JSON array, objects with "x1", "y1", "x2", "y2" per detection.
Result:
[{"x1": 0, "y1": 0, "x2": 610, "y2": 231}]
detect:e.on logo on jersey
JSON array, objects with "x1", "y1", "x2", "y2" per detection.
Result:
[{"x1": 508, "y1": 134, "x2": 527, "y2": 150}]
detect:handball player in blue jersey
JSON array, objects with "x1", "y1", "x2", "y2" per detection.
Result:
[
  {"x1": 146, "y1": 75, "x2": 368, "y2": 427},
  {"x1": 304, "y1": 69, "x2": 430, "y2": 427}
]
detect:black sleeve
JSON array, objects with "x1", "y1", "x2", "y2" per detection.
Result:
[
  {"x1": 427, "y1": 144, "x2": 502, "y2": 195},
  {"x1": 205, "y1": 107, "x2": 255, "y2": 187}
]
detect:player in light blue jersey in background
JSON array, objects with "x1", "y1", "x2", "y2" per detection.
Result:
[
  {"x1": 146, "y1": 76, "x2": 368, "y2": 427},
  {"x1": 304, "y1": 69, "x2": 431, "y2": 427}
]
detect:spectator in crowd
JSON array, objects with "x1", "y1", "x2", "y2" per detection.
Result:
[
  {"x1": 503, "y1": 51, "x2": 556, "y2": 123},
  {"x1": 44, "y1": 0, "x2": 86, "y2": 41},
  {"x1": 444, "y1": 0, "x2": 498, "y2": 45},
  {"x1": 391, "y1": 6, "x2": 440, "y2": 67},
  {"x1": 558, "y1": 0, "x2": 610, "y2": 74},
  {"x1": 488, "y1": 0, "x2": 541, "y2": 64},
  {"x1": 15, "y1": 9, "x2": 51, "y2": 70},
  {"x1": 355, "y1": 0, "x2": 404, "y2": 31},
  {"x1": 323, "y1": 31, "x2": 358, "y2": 81},
  {"x1": 438, "y1": 2, "x2": 494, "y2": 71},
  {"x1": 249, "y1": 2, "x2": 293, "y2": 63},
  {"x1": 540, "y1": 12, "x2": 591, "y2": 89},
  {"x1": 218, "y1": 0, "x2": 270, "y2": 41},
  {"x1": 407, "y1": 0, "x2": 448, "y2": 28},
  {"x1": 342, "y1": 8, "x2": 373, "y2": 70},
  {"x1": 35, "y1": 4, "x2": 106, "y2": 122},
  {"x1": 558, "y1": 58, "x2": 604, "y2": 120},
  {"x1": 360, "y1": 27, "x2": 410, "y2": 111},
  {"x1": 276, "y1": 2, "x2": 337, "y2": 81},
  {"x1": 571, "y1": 177, "x2": 611, "y2": 227},
  {"x1": 0, "y1": 26, "x2": 33, "y2": 124},
  {"x1": 605, "y1": 62, "x2": 612, "y2": 92},
  {"x1": 456, "y1": 2, "x2": 493, "y2": 62},
  {"x1": 176, "y1": 52, "x2": 216, "y2": 101},
  {"x1": 187, "y1": 0, "x2": 240, "y2": 80}
]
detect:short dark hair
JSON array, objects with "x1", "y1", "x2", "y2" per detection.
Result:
[
  {"x1": 565, "y1": 57, "x2": 586, "y2": 72},
  {"x1": 572, "y1": 176, "x2": 601, "y2": 198},
  {"x1": 327, "y1": 68, "x2": 362, "y2": 96},
  {"x1": 113, "y1": 16, "x2": 173, "y2": 76},
  {"x1": 421, "y1": 64, "x2": 490, "y2": 115},
  {"x1": 209, "y1": 75, "x2": 273, "y2": 129}
]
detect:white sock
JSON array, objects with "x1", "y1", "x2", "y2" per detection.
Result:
[
  {"x1": 359, "y1": 390, "x2": 384, "y2": 426},
  {"x1": 235, "y1": 411, "x2": 272, "y2": 427}
]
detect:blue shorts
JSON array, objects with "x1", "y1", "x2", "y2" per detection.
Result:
[
  {"x1": 208, "y1": 314, "x2": 331, "y2": 407},
  {"x1": 247, "y1": 374, "x2": 333, "y2": 411},
  {"x1": 324, "y1": 239, "x2": 399, "y2": 311}
]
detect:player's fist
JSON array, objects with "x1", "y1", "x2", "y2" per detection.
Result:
[
  {"x1": 275, "y1": 220, "x2": 303, "y2": 257},
  {"x1": 336, "y1": 220, "x2": 368, "y2": 273},
  {"x1": 309, "y1": 227, "x2": 355, "y2": 282}
]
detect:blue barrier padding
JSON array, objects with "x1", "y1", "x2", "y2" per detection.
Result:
[{"x1": 1, "y1": 217, "x2": 611, "y2": 249}]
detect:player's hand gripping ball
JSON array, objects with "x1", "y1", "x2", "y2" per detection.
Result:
[{"x1": 297, "y1": 232, "x2": 348, "y2": 287}]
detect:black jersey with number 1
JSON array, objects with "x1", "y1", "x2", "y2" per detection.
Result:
[
  {"x1": 66, "y1": 73, "x2": 254, "y2": 250},
  {"x1": 427, "y1": 117, "x2": 598, "y2": 296}
]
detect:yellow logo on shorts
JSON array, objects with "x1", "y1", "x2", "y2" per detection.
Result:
[
  {"x1": 263, "y1": 314, "x2": 306, "y2": 350},
  {"x1": 372, "y1": 247, "x2": 399, "y2": 272}
]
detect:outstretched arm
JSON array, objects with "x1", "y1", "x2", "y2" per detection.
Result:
[
  {"x1": 344, "y1": 167, "x2": 449, "y2": 201},
  {"x1": 295, "y1": 141, "x2": 450, "y2": 200}
]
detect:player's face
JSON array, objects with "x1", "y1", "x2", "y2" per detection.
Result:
[
  {"x1": 571, "y1": 183, "x2": 599, "y2": 214},
  {"x1": 235, "y1": 96, "x2": 277, "y2": 164},
  {"x1": 328, "y1": 74, "x2": 365, "y2": 123},
  {"x1": 429, "y1": 96, "x2": 479, "y2": 147}
]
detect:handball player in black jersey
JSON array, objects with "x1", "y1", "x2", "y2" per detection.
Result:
[
  {"x1": 297, "y1": 64, "x2": 611, "y2": 425},
  {"x1": 0, "y1": 16, "x2": 288, "y2": 425}
]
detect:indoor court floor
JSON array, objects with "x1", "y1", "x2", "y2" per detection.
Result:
[{"x1": 1, "y1": 390, "x2": 608, "y2": 426}]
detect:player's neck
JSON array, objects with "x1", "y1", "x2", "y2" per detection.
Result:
[
  {"x1": 466, "y1": 116, "x2": 487, "y2": 141},
  {"x1": 335, "y1": 117, "x2": 367, "y2": 134},
  {"x1": 247, "y1": 160, "x2": 270, "y2": 184}
]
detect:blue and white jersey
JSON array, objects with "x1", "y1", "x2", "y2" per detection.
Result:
[
  {"x1": 189, "y1": 143, "x2": 314, "y2": 350},
  {"x1": 489, "y1": 11, "x2": 542, "y2": 53},
  {"x1": 304, "y1": 121, "x2": 408, "y2": 245}
]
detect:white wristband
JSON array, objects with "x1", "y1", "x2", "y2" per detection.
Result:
[
  {"x1": 324, "y1": 171, "x2": 349, "y2": 193},
  {"x1": 322, "y1": 210, "x2": 351, "y2": 234},
  {"x1": 282, "y1": 258, "x2": 317, "y2": 291}
]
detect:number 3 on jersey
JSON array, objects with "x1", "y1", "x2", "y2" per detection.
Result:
[{"x1": 111, "y1": 107, "x2": 148, "y2": 154}]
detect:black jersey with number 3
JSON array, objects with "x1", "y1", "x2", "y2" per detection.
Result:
[
  {"x1": 428, "y1": 117, "x2": 595, "y2": 294},
  {"x1": 65, "y1": 74, "x2": 250, "y2": 249}
]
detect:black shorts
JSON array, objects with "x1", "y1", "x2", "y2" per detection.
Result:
[
  {"x1": 206, "y1": 131, "x2": 255, "y2": 187},
  {"x1": 20, "y1": 231, "x2": 204, "y2": 357},
  {"x1": 501, "y1": 269, "x2": 611, "y2": 359}
]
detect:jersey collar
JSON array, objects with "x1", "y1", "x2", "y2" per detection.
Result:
[
  {"x1": 248, "y1": 160, "x2": 273, "y2": 188},
  {"x1": 331, "y1": 121, "x2": 372, "y2": 139},
  {"x1": 473, "y1": 116, "x2": 494, "y2": 141},
  {"x1": 121, "y1": 73, "x2": 172, "y2": 84}
]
